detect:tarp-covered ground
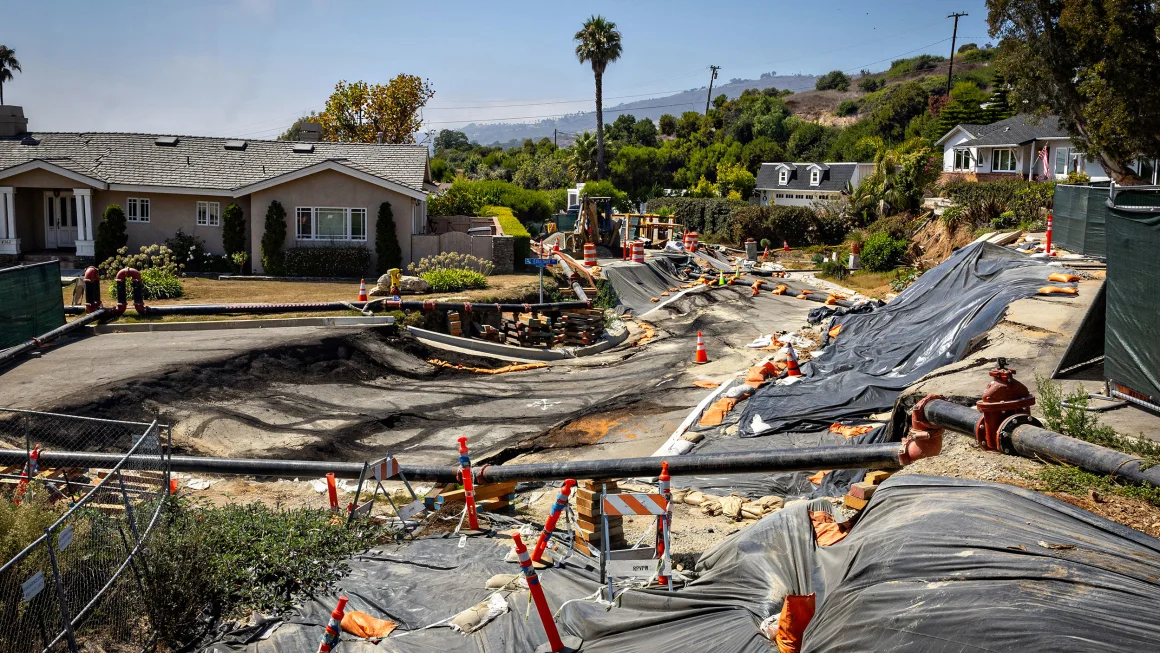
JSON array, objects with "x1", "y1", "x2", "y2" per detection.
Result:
[
  {"x1": 738, "y1": 242, "x2": 1076, "y2": 436},
  {"x1": 204, "y1": 476, "x2": 1160, "y2": 652}
]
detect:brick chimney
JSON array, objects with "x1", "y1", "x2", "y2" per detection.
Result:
[
  {"x1": 0, "y1": 105, "x2": 28, "y2": 137},
  {"x1": 298, "y1": 121, "x2": 321, "y2": 142}
]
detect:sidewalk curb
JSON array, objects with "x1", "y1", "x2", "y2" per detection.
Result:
[
  {"x1": 89, "y1": 315, "x2": 396, "y2": 334},
  {"x1": 407, "y1": 325, "x2": 628, "y2": 363}
]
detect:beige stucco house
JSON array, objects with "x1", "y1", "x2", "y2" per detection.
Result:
[{"x1": 0, "y1": 105, "x2": 433, "y2": 273}]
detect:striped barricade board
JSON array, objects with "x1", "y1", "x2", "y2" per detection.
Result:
[
  {"x1": 600, "y1": 491, "x2": 674, "y2": 596},
  {"x1": 372, "y1": 456, "x2": 401, "y2": 481},
  {"x1": 602, "y1": 493, "x2": 669, "y2": 516}
]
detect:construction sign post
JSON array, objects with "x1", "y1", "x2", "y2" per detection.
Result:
[
  {"x1": 347, "y1": 453, "x2": 424, "y2": 532},
  {"x1": 527, "y1": 257, "x2": 557, "y2": 303},
  {"x1": 600, "y1": 485, "x2": 674, "y2": 600}
]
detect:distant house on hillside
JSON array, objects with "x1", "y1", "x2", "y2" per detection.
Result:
[
  {"x1": 935, "y1": 114, "x2": 1109, "y2": 183},
  {"x1": 754, "y1": 162, "x2": 874, "y2": 207}
]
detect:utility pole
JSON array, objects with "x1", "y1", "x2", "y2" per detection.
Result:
[
  {"x1": 554, "y1": 128, "x2": 557, "y2": 149},
  {"x1": 705, "y1": 65, "x2": 721, "y2": 114},
  {"x1": 946, "y1": 12, "x2": 968, "y2": 96}
]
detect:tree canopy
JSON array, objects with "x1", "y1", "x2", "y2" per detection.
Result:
[{"x1": 316, "y1": 75, "x2": 435, "y2": 144}]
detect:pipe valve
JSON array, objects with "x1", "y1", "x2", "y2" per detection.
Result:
[{"x1": 975, "y1": 360, "x2": 1035, "y2": 451}]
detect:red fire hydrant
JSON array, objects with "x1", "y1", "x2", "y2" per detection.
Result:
[{"x1": 974, "y1": 358, "x2": 1035, "y2": 451}]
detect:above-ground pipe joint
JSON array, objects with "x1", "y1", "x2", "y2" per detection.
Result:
[
  {"x1": 900, "y1": 394, "x2": 945, "y2": 465},
  {"x1": 113, "y1": 267, "x2": 147, "y2": 314},
  {"x1": 83, "y1": 266, "x2": 102, "y2": 313},
  {"x1": 975, "y1": 358, "x2": 1035, "y2": 451}
]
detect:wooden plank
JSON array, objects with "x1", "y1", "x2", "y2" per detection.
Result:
[{"x1": 474, "y1": 482, "x2": 518, "y2": 501}]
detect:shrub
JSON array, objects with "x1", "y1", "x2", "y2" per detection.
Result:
[
  {"x1": 835, "y1": 99, "x2": 859, "y2": 117},
  {"x1": 815, "y1": 70, "x2": 850, "y2": 91},
  {"x1": 140, "y1": 497, "x2": 388, "y2": 646},
  {"x1": 420, "y1": 268, "x2": 489, "y2": 293},
  {"x1": 283, "y1": 244, "x2": 371, "y2": 277},
  {"x1": 428, "y1": 183, "x2": 486, "y2": 217},
  {"x1": 98, "y1": 244, "x2": 181, "y2": 279},
  {"x1": 648, "y1": 197, "x2": 746, "y2": 236},
  {"x1": 728, "y1": 205, "x2": 845, "y2": 247},
  {"x1": 221, "y1": 203, "x2": 246, "y2": 257},
  {"x1": 820, "y1": 259, "x2": 850, "y2": 281},
  {"x1": 261, "y1": 200, "x2": 287, "y2": 275},
  {"x1": 861, "y1": 232, "x2": 908, "y2": 271},
  {"x1": 866, "y1": 214, "x2": 917, "y2": 239},
  {"x1": 857, "y1": 76, "x2": 884, "y2": 93},
  {"x1": 487, "y1": 205, "x2": 530, "y2": 268},
  {"x1": 95, "y1": 204, "x2": 128, "y2": 263},
  {"x1": 408, "y1": 252, "x2": 495, "y2": 276},
  {"x1": 939, "y1": 180, "x2": 1055, "y2": 227},
  {"x1": 164, "y1": 229, "x2": 231, "y2": 273},
  {"x1": 138, "y1": 267, "x2": 184, "y2": 299},
  {"x1": 376, "y1": 201, "x2": 402, "y2": 272},
  {"x1": 575, "y1": 179, "x2": 630, "y2": 212}
]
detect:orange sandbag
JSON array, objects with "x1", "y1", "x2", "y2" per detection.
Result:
[
  {"x1": 1038, "y1": 285, "x2": 1078, "y2": 295},
  {"x1": 698, "y1": 396, "x2": 739, "y2": 427},
  {"x1": 807, "y1": 470, "x2": 832, "y2": 485},
  {"x1": 825, "y1": 294, "x2": 841, "y2": 305},
  {"x1": 746, "y1": 366, "x2": 768, "y2": 387},
  {"x1": 810, "y1": 510, "x2": 852, "y2": 547},
  {"x1": 829, "y1": 422, "x2": 874, "y2": 438},
  {"x1": 774, "y1": 593, "x2": 816, "y2": 653},
  {"x1": 342, "y1": 610, "x2": 397, "y2": 638},
  {"x1": 692, "y1": 380, "x2": 720, "y2": 389},
  {"x1": 1048, "y1": 272, "x2": 1080, "y2": 283},
  {"x1": 771, "y1": 284, "x2": 789, "y2": 295},
  {"x1": 828, "y1": 323, "x2": 842, "y2": 338}
]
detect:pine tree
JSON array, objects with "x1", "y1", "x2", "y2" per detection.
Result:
[
  {"x1": 984, "y1": 74, "x2": 1015, "y2": 123},
  {"x1": 260, "y1": 201, "x2": 286, "y2": 275},
  {"x1": 375, "y1": 201, "x2": 402, "y2": 272}
]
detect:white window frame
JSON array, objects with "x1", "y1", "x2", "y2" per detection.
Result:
[
  {"x1": 196, "y1": 201, "x2": 220, "y2": 226},
  {"x1": 294, "y1": 206, "x2": 368, "y2": 242},
  {"x1": 778, "y1": 169, "x2": 788, "y2": 185},
  {"x1": 126, "y1": 197, "x2": 150, "y2": 223},
  {"x1": 992, "y1": 149, "x2": 1017, "y2": 173},
  {"x1": 810, "y1": 170, "x2": 820, "y2": 186},
  {"x1": 953, "y1": 149, "x2": 973, "y2": 171}
]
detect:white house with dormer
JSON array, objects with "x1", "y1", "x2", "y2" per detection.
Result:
[{"x1": 754, "y1": 162, "x2": 875, "y2": 207}]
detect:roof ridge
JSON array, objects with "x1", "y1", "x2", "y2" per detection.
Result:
[{"x1": 25, "y1": 131, "x2": 429, "y2": 148}]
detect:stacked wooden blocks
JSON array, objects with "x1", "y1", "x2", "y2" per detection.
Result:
[
  {"x1": 573, "y1": 480, "x2": 627, "y2": 556},
  {"x1": 558, "y1": 309, "x2": 606, "y2": 346},
  {"x1": 447, "y1": 311, "x2": 463, "y2": 337},
  {"x1": 843, "y1": 470, "x2": 893, "y2": 511},
  {"x1": 500, "y1": 312, "x2": 556, "y2": 348}
]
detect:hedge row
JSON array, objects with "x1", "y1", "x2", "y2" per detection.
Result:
[
  {"x1": 729, "y1": 205, "x2": 848, "y2": 247},
  {"x1": 284, "y1": 244, "x2": 371, "y2": 277},
  {"x1": 648, "y1": 197, "x2": 745, "y2": 236},
  {"x1": 487, "y1": 205, "x2": 530, "y2": 269}
]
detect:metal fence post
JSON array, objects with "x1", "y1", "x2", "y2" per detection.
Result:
[{"x1": 45, "y1": 526, "x2": 80, "y2": 653}]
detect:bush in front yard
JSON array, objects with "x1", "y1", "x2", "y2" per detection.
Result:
[
  {"x1": 104, "y1": 266, "x2": 184, "y2": 300},
  {"x1": 419, "y1": 268, "x2": 489, "y2": 293},
  {"x1": 408, "y1": 252, "x2": 495, "y2": 276},
  {"x1": 222, "y1": 203, "x2": 246, "y2": 258},
  {"x1": 283, "y1": 244, "x2": 371, "y2": 278},
  {"x1": 95, "y1": 204, "x2": 129, "y2": 263},
  {"x1": 860, "y1": 232, "x2": 909, "y2": 272},
  {"x1": 261, "y1": 201, "x2": 287, "y2": 275},
  {"x1": 486, "y1": 205, "x2": 530, "y2": 268},
  {"x1": 98, "y1": 244, "x2": 181, "y2": 279},
  {"x1": 375, "y1": 201, "x2": 402, "y2": 272}
]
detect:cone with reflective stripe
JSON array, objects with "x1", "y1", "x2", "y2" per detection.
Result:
[
  {"x1": 357, "y1": 279, "x2": 368, "y2": 302},
  {"x1": 316, "y1": 596, "x2": 348, "y2": 652},
  {"x1": 512, "y1": 533, "x2": 582, "y2": 653},
  {"x1": 532, "y1": 479, "x2": 576, "y2": 565},
  {"x1": 784, "y1": 343, "x2": 802, "y2": 377},
  {"x1": 656, "y1": 462, "x2": 672, "y2": 587},
  {"x1": 457, "y1": 437, "x2": 482, "y2": 532},
  {"x1": 783, "y1": 239, "x2": 789, "y2": 252},
  {"x1": 694, "y1": 331, "x2": 709, "y2": 364}
]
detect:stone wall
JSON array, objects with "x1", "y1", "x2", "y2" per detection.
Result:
[{"x1": 492, "y1": 235, "x2": 514, "y2": 274}]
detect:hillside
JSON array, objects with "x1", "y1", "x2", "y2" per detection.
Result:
[{"x1": 461, "y1": 74, "x2": 818, "y2": 146}]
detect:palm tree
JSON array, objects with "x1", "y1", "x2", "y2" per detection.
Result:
[
  {"x1": 0, "y1": 45, "x2": 20, "y2": 105},
  {"x1": 568, "y1": 131, "x2": 598, "y2": 181},
  {"x1": 574, "y1": 16, "x2": 622, "y2": 180}
]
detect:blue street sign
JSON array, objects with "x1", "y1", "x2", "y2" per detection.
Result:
[{"x1": 525, "y1": 258, "x2": 557, "y2": 267}]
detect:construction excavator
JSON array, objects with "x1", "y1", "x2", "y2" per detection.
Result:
[{"x1": 563, "y1": 194, "x2": 622, "y2": 252}]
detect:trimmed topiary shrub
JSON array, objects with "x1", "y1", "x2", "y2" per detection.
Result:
[
  {"x1": 283, "y1": 244, "x2": 371, "y2": 277},
  {"x1": 487, "y1": 205, "x2": 530, "y2": 269},
  {"x1": 375, "y1": 201, "x2": 402, "y2": 273},
  {"x1": 95, "y1": 204, "x2": 128, "y2": 264},
  {"x1": 861, "y1": 232, "x2": 908, "y2": 272},
  {"x1": 419, "y1": 268, "x2": 489, "y2": 293},
  {"x1": 222, "y1": 203, "x2": 246, "y2": 257},
  {"x1": 261, "y1": 200, "x2": 287, "y2": 275}
]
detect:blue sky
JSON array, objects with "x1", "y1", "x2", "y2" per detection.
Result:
[{"x1": 2, "y1": 0, "x2": 992, "y2": 139}]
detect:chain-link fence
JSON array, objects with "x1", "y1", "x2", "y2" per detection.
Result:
[{"x1": 0, "y1": 408, "x2": 171, "y2": 653}]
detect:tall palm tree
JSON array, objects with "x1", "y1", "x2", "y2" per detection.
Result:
[
  {"x1": 568, "y1": 131, "x2": 598, "y2": 181},
  {"x1": 574, "y1": 16, "x2": 622, "y2": 180},
  {"x1": 0, "y1": 45, "x2": 20, "y2": 105}
]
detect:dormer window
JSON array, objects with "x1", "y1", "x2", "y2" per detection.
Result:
[
  {"x1": 810, "y1": 169, "x2": 820, "y2": 186},
  {"x1": 778, "y1": 170, "x2": 788, "y2": 185}
]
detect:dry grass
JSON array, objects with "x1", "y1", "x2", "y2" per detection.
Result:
[
  {"x1": 816, "y1": 270, "x2": 896, "y2": 297},
  {"x1": 65, "y1": 274, "x2": 545, "y2": 322}
]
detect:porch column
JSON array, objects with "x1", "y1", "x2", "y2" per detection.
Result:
[
  {"x1": 0, "y1": 187, "x2": 18, "y2": 256},
  {"x1": 73, "y1": 188, "x2": 95, "y2": 257}
]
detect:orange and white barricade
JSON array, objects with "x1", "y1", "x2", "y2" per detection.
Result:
[
  {"x1": 600, "y1": 484, "x2": 674, "y2": 599},
  {"x1": 583, "y1": 243, "x2": 597, "y2": 267},
  {"x1": 347, "y1": 452, "x2": 426, "y2": 532}
]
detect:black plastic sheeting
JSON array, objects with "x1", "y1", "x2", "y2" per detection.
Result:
[
  {"x1": 1053, "y1": 184, "x2": 1109, "y2": 257},
  {"x1": 602, "y1": 259, "x2": 690, "y2": 315},
  {"x1": 203, "y1": 475, "x2": 1160, "y2": 652},
  {"x1": 1052, "y1": 281, "x2": 1106, "y2": 378},
  {"x1": 739, "y1": 243, "x2": 1074, "y2": 436},
  {"x1": 1104, "y1": 194, "x2": 1160, "y2": 405}
]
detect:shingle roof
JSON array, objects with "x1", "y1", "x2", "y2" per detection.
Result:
[
  {"x1": 949, "y1": 115, "x2": 1070, "y2": 147},
  {"x1": 0, "y1": 132, "x2": 429, "y2": 193},
  {"x1": 755, "y1": 162, "x2": 858, "y2": 191}
]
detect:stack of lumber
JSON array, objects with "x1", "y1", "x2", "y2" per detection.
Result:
[
  {"x1": 478, "y1": 324, "x2": 500, "y2": 342},
  {"x1": 439, "y1": 480, "x2": 518, "y2": 515},
  {"x1": 500, "y1": 312, "x2": 556, "y2": 348},
  {"x1": 843, "y1": 470, "x2": 893, "y2": 511},
  {"x1": 447, "y1": 311, "x2": 463, "y2": 337},
  {"x1": 573, "y1": 480, "x2": 627, "y2": 556},
  {"x1": 558, "y1": 309, "x2": 605, "y2": 346}
]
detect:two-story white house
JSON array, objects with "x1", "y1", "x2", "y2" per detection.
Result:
[
  {"x1": 754, "y1": 162, "x2": 875, "y2": 207},
  {"x1": 935, "y1": 114, "x2": 1109, "y2": 183}
]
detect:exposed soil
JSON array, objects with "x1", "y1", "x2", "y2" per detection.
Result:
[{"x1": 909, "y1": 217, "x2": 977, "y2": 267}]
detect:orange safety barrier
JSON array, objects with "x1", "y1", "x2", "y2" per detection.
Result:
[
  {"x1": 1048, "y1": 272, "x2": 1080, "y2": 283},
  {"x1": 1038, "y1": 286, "x2": 1078, "y2": 295},
  {"x1": 694, "y1": 331, "x2": 709, "y2": 364},
  {"x1": 326, "y1": 473, "x2": 339, "y2": 511},
  {"x1": 784, "y1": 344, "x2": 802, "y2": 377},
  {"x1": 583, "y1": 242, "x2": 597, "y2": 267}
]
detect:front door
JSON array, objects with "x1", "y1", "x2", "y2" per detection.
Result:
[{"x1": 44, "y1": 192, "x2": 78, "y2": 249}]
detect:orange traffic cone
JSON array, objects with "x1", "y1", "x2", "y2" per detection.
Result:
[
  {"x1": 357, "y1": 279, "x2": 368, "y2": 302},
  {"x1": 784, "y1": 344, "x2": 802, "y2": 377},
  {"x1": 783, "y1": 240, "x2": 789, "y2": 252},
  {"x1": 694, "y1": 331, "x2": 709, "y2": 364}
]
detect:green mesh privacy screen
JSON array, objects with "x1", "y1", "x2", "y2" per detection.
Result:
[
  {"x1": 1104, "y1": 187, "x2": 1160, "y2": 408},
  {"x1": 1052, "y1": 184, "x2": 1108, "y2": 258},
  {"x1": 0, "y1": 261, "x2": 65, "y2": 349}
]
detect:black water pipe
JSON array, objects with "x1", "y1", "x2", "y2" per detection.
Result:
[
  {"x1": 63, "y1": 305, "x2": 85, "y2": 315},
  {"x1": 922, "y1": 398, "x2": 1160, "y2": 488},
  {"x1": 0, "y1": 442, "x2": 904, "y2": 484},
  {"x1": 0, "y1": 308, "x2": 110, "y2": 367},
  {"x1": 136, "y1": 298, "x2": 594, "y2": 317}
]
